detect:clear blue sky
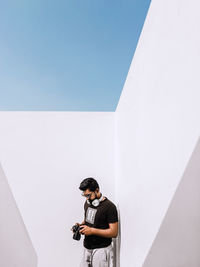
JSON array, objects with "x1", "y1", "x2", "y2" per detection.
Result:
[{"x1": 0, "y1": 0, "x2": 151, "y2": 111}]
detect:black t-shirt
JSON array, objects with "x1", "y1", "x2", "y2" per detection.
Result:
[{"x1": 83, "y1": 197, "x2": 118, "y2": 249}]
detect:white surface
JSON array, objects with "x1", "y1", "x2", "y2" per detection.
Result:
[
  {"x1": 143, "y1": 138, "x2": 200, "y2": 267},
  {"x1": 0, "y1": 112, "x2": 115, "y2": 267},
  {"x1": 0, "y1": 163, "x2": 37, "y2": 267},
  {"x1": 115, "y1": 0, "x2": 200, "y2": 266}
]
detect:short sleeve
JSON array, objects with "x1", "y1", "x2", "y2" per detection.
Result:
[{"x1": 107, "y1": 203, "x2": 118, "y2": 223}]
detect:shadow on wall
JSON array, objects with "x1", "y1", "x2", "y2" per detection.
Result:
[
  {"x1": 143, "y1": 137, "x2": 200, "y2": 267},
  {"x1": 0, "y1": 163, "x2": 37, "y2": 267},
  {"x1": 113, "y1": 206, "x2": 121, "y2": 267}
]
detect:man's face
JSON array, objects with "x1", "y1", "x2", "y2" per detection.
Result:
[{"x1": 82, "y1": 189, "x2": 97, "y2": 201}]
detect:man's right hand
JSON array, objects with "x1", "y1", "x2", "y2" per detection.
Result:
[{"x1": 71, "y1": 222, "x2": 80, "y2": 231}]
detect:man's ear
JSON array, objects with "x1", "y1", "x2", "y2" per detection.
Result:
[{"x1": 95, "y1": 188, "x2": 99, "y2": 193}]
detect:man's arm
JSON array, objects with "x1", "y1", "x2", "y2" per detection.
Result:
[{"x1": 80, "y1": 222, "x2": 118, "y2": 238}]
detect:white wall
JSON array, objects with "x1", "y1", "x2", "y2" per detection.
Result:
[
  {"x1": 143, "y1": 138, "x2": 200, "y2": 267},
  {"x1": 0, "y1": 112, "x2": 115, "y2": 267},
  {"x1": 0, "y1": 163, "x2": 37, "y2": 267},
  {"x1": 115, "y1": 0, "x2": 200, "y2": 266}
]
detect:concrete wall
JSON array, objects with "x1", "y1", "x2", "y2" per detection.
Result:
[
  {"x1": 0, "y1": 163, "x2": 37, "y2": 267},
  {"x1": 115, "y1": 0, "x2": 200, "y2": 266},
  {"x1": 0, "y1": 112, "x2": 115, "y2": 267},
  {"x1": 143, "y1": 138, "x2": 200, "y2": 267}
]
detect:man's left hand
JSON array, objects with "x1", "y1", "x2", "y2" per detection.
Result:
[{"x1": 79, "y1": 225, "x2": 93, "y2": 236}]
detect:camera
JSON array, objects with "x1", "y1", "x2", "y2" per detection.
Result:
[{"x1": 72, "y1": 224, "x2": 81, "y2": 241}]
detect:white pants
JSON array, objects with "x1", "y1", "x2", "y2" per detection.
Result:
[{"x1": 80, "y1": 244, "x2": 114, "y2": 267}]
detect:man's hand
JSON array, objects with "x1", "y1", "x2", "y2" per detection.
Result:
[
  {"x1": 71, "y1": 222, "x2": 80, "y2": 231},
  {"x1": 71, "y1": 220, "x2": 85, "y2": 231},
  {"x1": 79, "y1": 225, "x2": 93, "y2": 236}
]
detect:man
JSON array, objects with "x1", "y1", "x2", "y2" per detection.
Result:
[{"x1": 77, "y1": 177, "x2": 118, "y2": 267}]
